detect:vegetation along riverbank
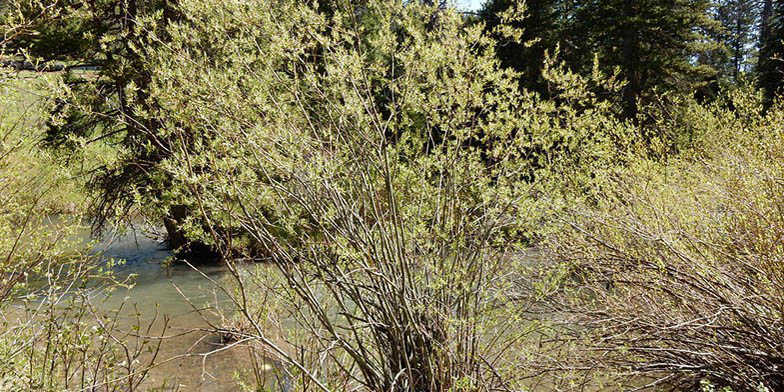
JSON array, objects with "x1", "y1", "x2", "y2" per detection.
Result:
[{"x1": 1, "y1": 0, "x2": 783, "y2": 390}]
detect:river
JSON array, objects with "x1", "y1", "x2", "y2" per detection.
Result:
[{"x1": 91, "y1": 228, "x2": 278, "y2": 391}]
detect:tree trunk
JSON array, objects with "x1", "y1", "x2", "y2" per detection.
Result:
[
  {"x1": 761, "y1": 0, "x2": 773, "y2": 54},
  {"x1": 621, "y1": 0, "x2": 639, "y2": 120},
  {"x1": 759, "y1": 0, "x2": 784, "y2": 104},
  {"x1": 163, "y1": 205, "x2": 188, "y2": 250}
]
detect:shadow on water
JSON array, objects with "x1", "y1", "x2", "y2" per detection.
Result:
[{"x1": 89, "y1": 227, "x2": 286, "y2": 392}]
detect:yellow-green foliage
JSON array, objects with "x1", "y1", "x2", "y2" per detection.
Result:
[
  {"x1": 0, "y1": 68, "x2": 157, "y2": 392},
  {"x1": 0, "y1": 71, "x2": 86, "y2": 216},
  {"x1": 545, "y1": 89, "x2": 784, "y2": 390},
  {"x1": 142, "y1": 1, "x2": 639, "y2": 390},
  {"x1": 0, "y1": 70, "x2": 87, "y2": 285},
  {"x1": 6, "y1": 0, "x2": 784, "y2": 390}
]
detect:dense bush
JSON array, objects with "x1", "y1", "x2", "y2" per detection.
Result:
[
  {"x1": 4, "y1": 0, "x2": 784, "y2": 391},
  {"x1": 141, "y1": 0, "x2": 638, "y2": 390},
  {"x1": 543, "y1": 89, "x2": 784, "y2": 391}
]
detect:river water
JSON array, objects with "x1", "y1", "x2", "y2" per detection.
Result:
[
  {"x1": 93, "y1": 228, "x2": 274, "y2": 392},
  {"x1": 27, "y1": 224, "x2": 557, "y2": 391}
]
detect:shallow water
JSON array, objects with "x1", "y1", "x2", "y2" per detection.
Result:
[{"x1": 92, "y1": 229, "x2": 273, "y2": 392}]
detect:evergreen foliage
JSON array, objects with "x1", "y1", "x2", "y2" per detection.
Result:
[
  {"x1": 0, "y1": 0, "x2": 204, "y2": 254},
  {"x1": 711, "y1": 0, "x2": 760, "y2": 82},
  {"x1": 481, "y1": 0, "x2": 724, "y2": 119},
  {"x1": 759, "y1": 0, "x2": 784, "y2": 103}
]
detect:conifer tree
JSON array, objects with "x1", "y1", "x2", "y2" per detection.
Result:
[
  {"x1": 573, "y1": 0, "x2": 722, "y2": 119},
  {"x1": 482, "y1": 0, "x2": 721, "y2": 119},
  {"x1": 0, "y1": 0, "x2": 220, "y2": 260},
  {"x1": 480, "y1": 0, "x2": 581, "y2": 96},
  {"x1": 759, "y1": 0, "x2": 784, "y2": 103},
  {"x1": 703, "y1": 0, "x2": 760, "y2": 86}
]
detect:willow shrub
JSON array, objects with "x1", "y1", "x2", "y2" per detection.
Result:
[
  {"x1": 143, "y1": 0, "x2": 634, "y2": 390},
  {"x1": 543, "y1": 88, "x2": 784, "y2": 391},
  {"x1": 0, "y1": 69, "x2": 160, "y2": 391}
]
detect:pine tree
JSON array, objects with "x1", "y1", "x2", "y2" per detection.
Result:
[
  {"x1": 480, "y1": 0, "x2": 582, "y2": 96},
  {"x1": 710, "y1": 0, "x2": 760, "y2": 83},
  {"x1": 481, "y1": 0, "x2": 722, "y2": 119},
  {"x1": 573, "y1": 0, "x2": 722, "y2": 119},
  {"x1": 759, "y1": 0, "x2": 784, "y2": 103},
  {"x1": 1, "y1": 0, "x2": 223, "y2": 261}
]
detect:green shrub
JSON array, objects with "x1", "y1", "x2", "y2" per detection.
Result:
[
  {"x1": 142, "y1": 0, "x2": 636, "y2": 390},
  {"x1": 543, "y1": 89, "x2": 784, "y2": 391},
  {"x1": 0, "y1": 67, "x2": 161, "y2": 392}
]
